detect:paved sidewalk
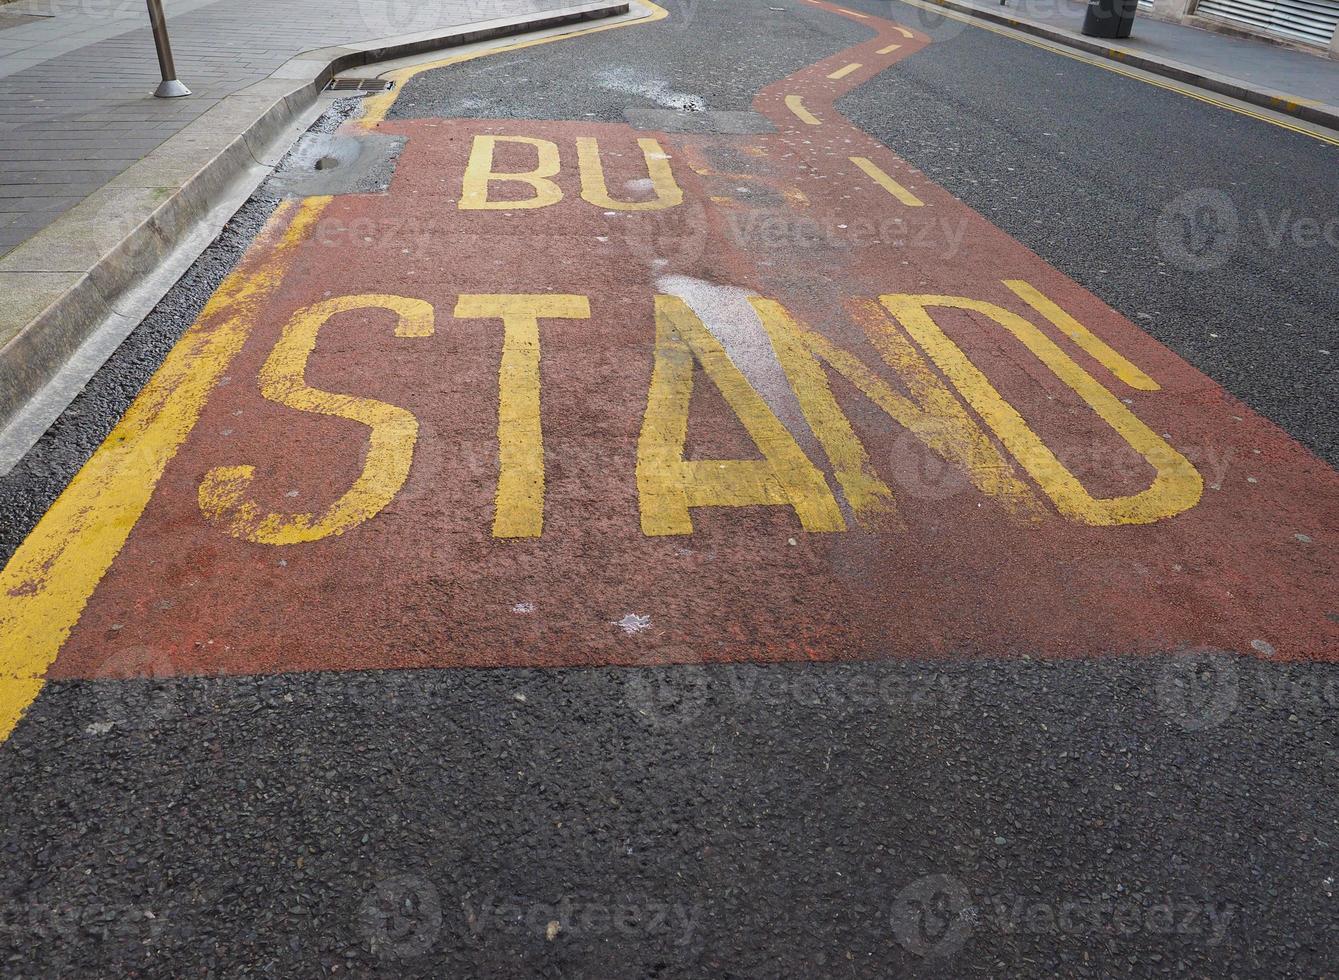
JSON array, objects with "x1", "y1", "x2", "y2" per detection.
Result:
[
  {"x1": 0, "y1": 0, "x2": 572, "y2": 256},
  {"x1": 916, "y1": 0, "x2": 1339, "y2": 112}
]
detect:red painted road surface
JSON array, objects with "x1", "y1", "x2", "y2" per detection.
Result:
[{"x1": 39, "y1": 10, "x2": 1339, "y2": 680}]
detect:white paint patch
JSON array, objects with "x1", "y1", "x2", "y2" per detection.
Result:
[
  {"x1": 512, "y1": 601, "x2": 536, "y2": 614},
  {"x1": 85, "y1": 721, "x2": 115, "y2": 736},
  {"x1": 614, "y1": 613, "x2": 652, "y2": 634},
  {"x1": 655, "y1": 274, "x2": 816, "y2": 449},
  {"x1": 595, "y1": 69, "x2": 705, "y2": 111},
  {"x1": 625, "y1": 177, "x2": 655, "y2": 193}
]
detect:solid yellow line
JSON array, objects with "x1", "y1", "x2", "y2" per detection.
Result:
[
  {"x1": 0, "y1": 196, "x2": 331, "y2": 741},
  {"x1": 827, "y1": 62, "x2": 862, "y2": 80},
  {"x1": 844, "y1": 8, "x2": 870, "y2": 16},
  {"x1": 892, "y1": 25, "x2": 915, "y2": 37},
  {"x1": 1003, "y1": 279, "x2": 1160, "y2": 391},
  {"x1": 785, "y1": 94, "x2": 822, "y2": 125},
  {"x1": 891, "y1": 0, "x2": 1339, "y2": 146},
  {"x1": 361, "y1": 1, "x2": 670, "y2": 127},
  {"x1": 877, "y1": 43, "x2": 902, "y2": 54},
  {"x1": 850, "y1": 156, "x2": 924, "y2": 206}
]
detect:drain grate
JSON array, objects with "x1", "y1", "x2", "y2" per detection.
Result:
[{"x1": 326, "y1": 77, "x2": 394, "y2": 92}]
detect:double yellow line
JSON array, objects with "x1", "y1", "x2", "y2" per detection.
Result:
[
  {"x1": 890, "y1": 0, "x2": 1339, "y2": 146},
  {"x1": 361, "y1": 1, "x2": 669, "y2": 127}
]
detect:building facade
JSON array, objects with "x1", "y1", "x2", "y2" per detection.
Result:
[{"x1": 1145, "y1": 0, "x2": 1339, "y2": 57}]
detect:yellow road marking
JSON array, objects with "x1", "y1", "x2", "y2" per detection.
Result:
[
  {"x1": 844, "y1": 8, "x2": 870, "y2": 16},
  {"x1": 637, "y1": 296, "x2": 844, "y2": 536},
  {"x1": 890, "y1": 0, "x2": 1339, "y2": 146},
  {"x1": 454, "y1": 295, "x2": 592, "y2": 539},
  {"x1": 751, "y1": 299, "x2": 899, "y2": 526},
  {"x1": 827, "y1": 62, "x2": 862, "y2": 80},
  {"x1": 785, "y1": 94, "x2": 822, "y2": 125},
  {"x1": 198, "y1": 294, "x2": 435, "y2": 545},
  {"x1": 361, "y1": 1, "x2": 670, "y2": 127},
  {"x1": 0, "y1": 4, "x2": 673, "y2": 744},
  {"x1": 849, "y1": 156, "x2": 924, "y2": 207},
  {"x1": 882, "y1": 293, "x2": 1202, "y2": 525},
  {"x1": 892, "y1": 25, "x2": 915, "y2": 37},
  {"x1": 0, "y1": 197, "x2": 329, "y2": 741},
  {"x1": 576, "y1": 137, "x2": 683, "y2": 210},
  {"x1": 877, "y1": 43, "x2": 902, "y2": 54},
  {"x1": 1004, "y1": 280, "x2": 1159, "y2": 391},
  {"x1": 769, "y1": 298, "x2": 1044, "y2": 520},
  {"x1": 460, "y1": 135, "x2": 564, "y2": 210}
]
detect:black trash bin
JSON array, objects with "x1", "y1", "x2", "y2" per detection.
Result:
[{"x1": 1081, "y1": 0, "x2": 1139, "y2": 38}]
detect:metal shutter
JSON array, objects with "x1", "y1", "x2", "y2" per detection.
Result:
[{"x1": 1194, "y1": 0, "x2": 1339, "y2": 44}]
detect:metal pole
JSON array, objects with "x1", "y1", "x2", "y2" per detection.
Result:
[{"x1": 146, "y1": 0, "x2": 191, "y2": 98}]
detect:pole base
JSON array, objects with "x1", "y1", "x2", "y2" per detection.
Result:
[{"x1": 154, "y1": 79, "x2": 191, "y2": 98}]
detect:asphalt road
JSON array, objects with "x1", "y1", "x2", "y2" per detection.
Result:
[{"x1": 0, "y1": 1, "x2": 1335, "y2": 976}]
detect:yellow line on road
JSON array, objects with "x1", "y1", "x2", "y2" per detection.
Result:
[
  {"x1": 0, "y1": 4, "x2": 673, "y2": 746},
  {"x1": 877, "y1": 43, "x2": 902, "y2": 53},
  {"x1": 0, "y1": 197, "x2": 329, "y2": 742},
  {"x1": 892, "y1": 25, "x2": 915, "y2": 37},
  {"x1": 850, "y1": 156, "x2": 924, "y2": 206},
  {"x1": 785, "y1": 94, "x2": 822, "y2": 125},
  {"x1": 827, "y1": 62, "x2": 862, "y2": 80},
  {"x1": 888, "y1": 0, "x2": 1339, "y2": 146},
  {"x1": 361, "y1": 1, "x2": 669, "y2": 127}
]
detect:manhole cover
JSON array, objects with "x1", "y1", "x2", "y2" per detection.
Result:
[{"x1": 326, "y1": 78, "x2": 394, "y2": 92}]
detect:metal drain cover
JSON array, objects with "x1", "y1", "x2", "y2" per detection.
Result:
[{"x1": 326, "y1": 78, "x2": 394, "y2": 92}]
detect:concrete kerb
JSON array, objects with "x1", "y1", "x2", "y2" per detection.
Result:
[
  {"x1": 0, "y1": 0, "x2": 631, "y2": 472},
  {"x1": 910, "y1": 0, "x2": 1339, "y2": 131}
]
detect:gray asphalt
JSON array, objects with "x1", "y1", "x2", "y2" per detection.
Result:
[
  {"x1": 838, "y1": 0, "x2": 1338, "y2": 465},
  {"x1": 0, "y1": 1, "x2": 1335, "y2": 976},
  {"x1": 3, "y1": 660, "x2": 1336, "y2": 976}
]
